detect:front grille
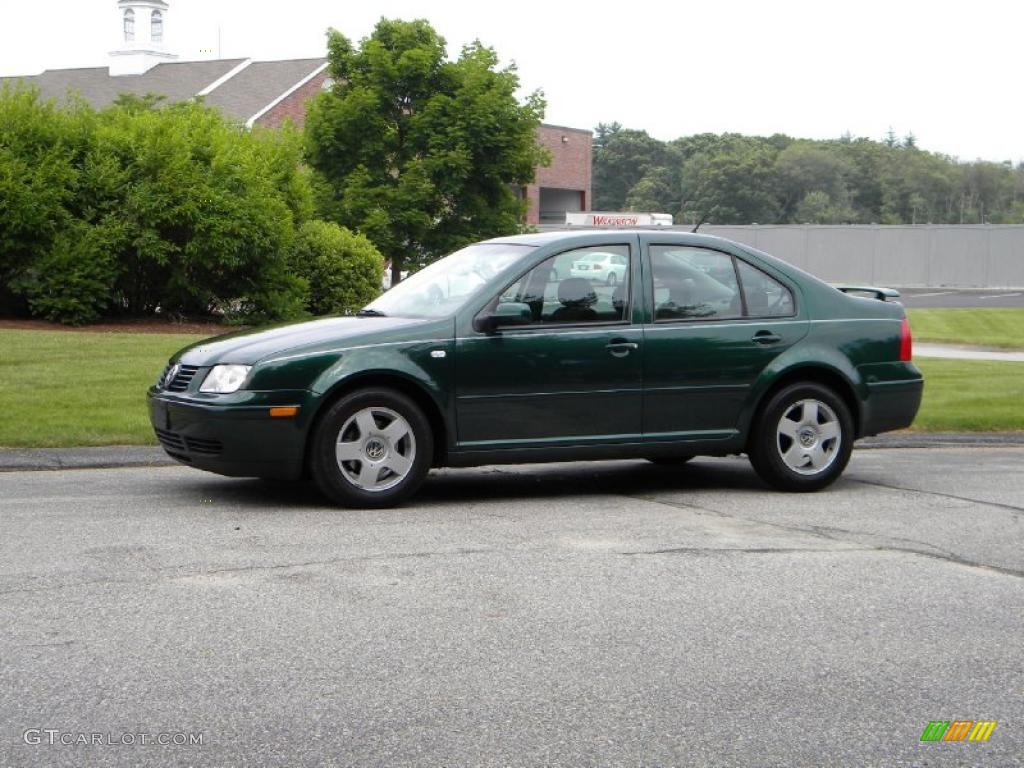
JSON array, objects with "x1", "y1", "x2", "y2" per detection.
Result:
[
  {"x1": 154, "y1": 428, "x2": 223, "y2": 456},
  {"x1": 163, "y1": 364, "x2": 200, "y2": 392}
]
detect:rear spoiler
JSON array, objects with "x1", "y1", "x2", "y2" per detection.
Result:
[{"x1": 831, "y1": 285, "x2": 901, "y2": 302}]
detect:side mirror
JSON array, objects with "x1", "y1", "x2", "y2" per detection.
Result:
[{"x1": 473, "y1": 302, "x2": 532, "y2": 333}]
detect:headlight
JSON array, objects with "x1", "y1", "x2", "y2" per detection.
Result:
[{"x1": 199, "y1": 365, "x2": 252, "y2": 393}]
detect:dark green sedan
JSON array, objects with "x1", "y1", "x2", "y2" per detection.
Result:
[{"x1": 148, "y1": 230, "x2": 922, "y2": 507}]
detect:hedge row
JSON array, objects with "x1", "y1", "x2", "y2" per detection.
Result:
[{"x1": 0, "y1": 88, "x2": 383, "y2": 324}]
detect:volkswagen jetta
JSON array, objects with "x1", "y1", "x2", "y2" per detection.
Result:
[{"x1": 148, "y1": 230, "x2": 923, "y2": 507}]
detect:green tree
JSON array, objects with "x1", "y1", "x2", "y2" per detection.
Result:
[
  {"x1": 774, "y1": 142, "x2": 853, "y2": 221},
  {"x1": 624, "y1": 167, "x2": 678, "y2": 213},
  {"x1": 592, "y1": 126, "x2": 676, "y2": 210},
  {"x1": 679, "y1": 140, "x2": 782, "y2": 226},
  {"x1": 305, "y1": 18, "x2": 546, "y2": 286}
]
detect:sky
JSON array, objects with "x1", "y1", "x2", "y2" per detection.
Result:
[{"x1": 1, "y1": 0, "x2": 1021, "y2": 162}]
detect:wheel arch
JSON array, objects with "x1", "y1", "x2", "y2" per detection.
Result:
[
  {"x1": 302, "y1": 371, "x2": 450, "y2": 476},
  {"x1": 747, "y1": 364, "x2": 863, "y2": 442}
]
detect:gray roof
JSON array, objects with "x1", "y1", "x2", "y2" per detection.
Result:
[
  {"x1": 1, "y1": 59, "x2": 246, "y2": 112},
  {"x1": 0, "y1": 56, "x2": 327, "y2": 124},
  {"x1": 203, "y1": 58, "x2": 326, "y2": 123}
]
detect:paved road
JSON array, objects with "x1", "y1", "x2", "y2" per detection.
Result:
[
  {"x1": 1, "y1": 449, "x2": 1022, "y2": 767},
  {"x1": 915, "y1": 343, "x2": 1024, "y2": 361},
  {"x1": 899, "y1": 288, "x2": 1024, "y2": 308}
]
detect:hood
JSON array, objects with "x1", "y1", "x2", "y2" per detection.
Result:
[{"x1": 173, "y1": 315, "x2": 442, "y2": 366}]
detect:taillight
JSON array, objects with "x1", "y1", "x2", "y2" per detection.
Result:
[{"x1": 899, "y1": 317, "x2": 913, "y2": 361}]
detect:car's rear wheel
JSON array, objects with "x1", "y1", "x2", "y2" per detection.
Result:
[
  {"x1": 309, "y1": 388, "x2": 433, "y2": 508},
  {"x1": 748, "y1": 382, "x2": 853, "y2": 492}
]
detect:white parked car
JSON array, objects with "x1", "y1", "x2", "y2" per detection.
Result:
[{"x1": 569, "y1": 251, "x2": 629, "y2": 285}]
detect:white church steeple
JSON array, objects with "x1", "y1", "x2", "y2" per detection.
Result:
[{"x1": 109, "y1": 0, "x2": 177, "y2": 76}]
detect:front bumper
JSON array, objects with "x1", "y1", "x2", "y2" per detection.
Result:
[{"x1": 147, "y1": 388, "x2": 311, "y2": 479}]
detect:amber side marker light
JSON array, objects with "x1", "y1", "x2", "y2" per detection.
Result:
[{"x1": 269, "y1": 406, "x2": 299, "y2": 418}]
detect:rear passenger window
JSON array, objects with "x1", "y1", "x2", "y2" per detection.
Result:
[
  {"x1": 736, "y1": 260, "x2": 795, "y2": 317},
  {"x1": 498, "y1": 245, "x2": 631, "y2": 325},
  {"x1": 650, "y1": 246, "x2": 742, "y2": 320}
]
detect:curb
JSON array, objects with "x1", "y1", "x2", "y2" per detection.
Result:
[
  {"x1": 2, "y1": 433, "x2": 1024, "y2": 472},
  {"x1": 0, "y1": 445, "x2": 174, "y2": 472},
  {"x1": 858, "y1": 432, "x2": 1024, "y2": 449}
]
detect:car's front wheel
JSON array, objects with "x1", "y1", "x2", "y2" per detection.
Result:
[
  {"x1": 747, "y1": 382, "x2": 853, "y2": 492},
  {"x1": 309, "y1": 388, "x2": 433, "y2": 508}
]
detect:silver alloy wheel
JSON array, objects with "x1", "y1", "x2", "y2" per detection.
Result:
[
  {"x1": 776, "y1": 399, "x2": 841, "y2": 476},
  {"x1": 334, "y1": 407, "x2": 416, "y2": 492}
]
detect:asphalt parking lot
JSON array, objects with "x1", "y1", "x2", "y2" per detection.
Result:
[{"x1": 1, "y1": 448, "x2": 1022, "y2": 767}]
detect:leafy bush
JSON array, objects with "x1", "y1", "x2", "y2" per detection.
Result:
[
  {"x1": 289, "y1": 220, "x2": 384, "y2": 316},
  {"x1": 0, "y1": 88, "x2": 90, "y2": 289},
  {"x1": 10, "y1": 218, "x2": 124, "y2": 324},
  {"x1": 0, "y1": 86, "x2": 315, "y2": 324}
]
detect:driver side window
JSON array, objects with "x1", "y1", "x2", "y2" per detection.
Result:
[{"x1": 499, "y1": 245, "x2": 631, "y2": 325}]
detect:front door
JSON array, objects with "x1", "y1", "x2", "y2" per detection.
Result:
[
  {"x1": 455, "y1": 241, "x2": 643, "y2": 449},
  {"x1": 640, "y1": 241, "x2": 809, "y2": 440}
]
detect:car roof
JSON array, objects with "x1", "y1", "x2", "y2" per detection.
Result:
[{"x1": 483, "y1": 229, "x2": 740, "y2": 249}]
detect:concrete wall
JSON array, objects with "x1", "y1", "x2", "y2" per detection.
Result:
[{"x1": 699, "y1": 225, "x2": 1024, "y2": 288}]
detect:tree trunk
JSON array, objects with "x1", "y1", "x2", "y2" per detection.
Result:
[{"x1": 391, "y1": 256, "x2": 403, "y2": 287}]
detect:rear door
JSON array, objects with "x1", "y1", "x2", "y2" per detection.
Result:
[{"x1": 640, "y1": 237, "x2": 809, "y2": 440}]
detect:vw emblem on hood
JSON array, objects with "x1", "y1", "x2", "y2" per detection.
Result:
[{"x1": 163, "y1": 364, "x2": 180, "y2": 388}]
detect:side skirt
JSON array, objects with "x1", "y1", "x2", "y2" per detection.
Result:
[{"x1": 444, "y1": 434, "x2": 745, "y2": 468}]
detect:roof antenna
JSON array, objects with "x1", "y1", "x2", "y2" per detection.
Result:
[{"x1": 690, "y1": 206, "x2": 714, "y2": 233}]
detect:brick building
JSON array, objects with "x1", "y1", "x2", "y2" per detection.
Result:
[
  {"x1": 525, "y1": 124, "x2": 593, "y2": 227},
  {"x1": 2, "y1": 0, "x2": 591, "y2": 224}
]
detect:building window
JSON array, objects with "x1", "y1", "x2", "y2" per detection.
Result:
[
  {"x1": 151, "y1": 10, "x2": 163, "y2": 43},
  {"x1": 124, "y1": 9, "x2": 135, "y2": 42}
]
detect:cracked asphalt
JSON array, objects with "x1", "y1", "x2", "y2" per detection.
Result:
[{"x1": 1, "y1": 447, "x2": 1022, "y2": 767}]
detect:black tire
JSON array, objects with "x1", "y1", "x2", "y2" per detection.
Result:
[
  {"x1": 646, "y1": 456, "x2": 693, "y2": 466},
  {"x1": 747, "y1": 382, "x2": 853, "y2": 492},
  {"x1": 309, "y1": 388, "x2": 433, "y2": 508}
]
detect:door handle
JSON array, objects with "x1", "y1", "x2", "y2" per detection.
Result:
[
  {"x1": 605, "y1": 339, "x2": 639, "y2": 357},
  {"x1": 752, "y1": 330, "x2": 782, "y2": 345}
]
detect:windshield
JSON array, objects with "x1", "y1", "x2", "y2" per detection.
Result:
[{"x1": 364, "y1": 243, "x2": 535, "y2": 318}]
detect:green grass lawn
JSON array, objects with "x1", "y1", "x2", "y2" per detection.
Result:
[
  {"x1": 0, "y1": 329, "x2": 203, "y2": 448},
  {"x1": 912, "y1": 358, "x2": 1024, "y2": 432},
  {"x1": 907, "y1": 308, "x2": 1024, "y2": 349},
  {"x1": 0, "y1": 328, "x2": 1021, "y2": 448}
]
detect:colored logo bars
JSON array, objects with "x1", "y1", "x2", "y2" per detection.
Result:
[{"x1": 921, "y1": 720, "x2": 997, "y2": 742}]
